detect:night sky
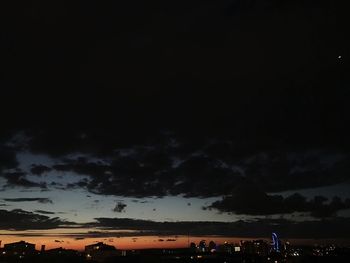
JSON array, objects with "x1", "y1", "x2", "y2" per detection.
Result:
[{"x1": 1, "y1": 0, "x2": 349, "y2": 250}]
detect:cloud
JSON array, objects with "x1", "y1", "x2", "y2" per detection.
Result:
[
  {"x1": 113, "y1": 202, "x2": 127, "y2": 213},
  {"x1": 205, "y1": 185, "x2": 350, "y2": 217},
  {"x1": 0, "y1": 209, "x2": 74, "y2": 230},
  {"x1": 2, "y1": 130, "x2": 350, "y2": 204},
  {"x1": 34, "y1": 140, "x2": 350, "y2": 201},
  {"x1": 53, "y1": 157, "x2": 110, "y2": 178},
  {"x1": 4, "y1": 198, "x2": 53, "y2": 204},
  {"x1": 89, "y1": 217, "x2": 350, "y2": 239},
  {"x1": 34, "y1": 210, "x2": 56, "y2": 215},
  {"x1": 239, "y1": 151, "x2": 350, "y2": 193},
  {"x1": 1, "y1": 210, "x2": 349, "y2": 239},
  {"x1": 2, "y1": 171, "x2": 47, "y2": 189},
  {"x1": 30, "y1": 164, "x2": 52, "y2": 175},
  {"x1": 48, "y1": 153, "x2": 243, "y2": 198}
]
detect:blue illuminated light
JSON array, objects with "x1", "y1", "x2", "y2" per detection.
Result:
[{"x1": 272, "y1": 232, "x2": 279, "y2": 252}]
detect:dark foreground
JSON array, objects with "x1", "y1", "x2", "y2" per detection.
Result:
[{"x1": 1, "y1": 253, "x2": 350, "y2": 263}]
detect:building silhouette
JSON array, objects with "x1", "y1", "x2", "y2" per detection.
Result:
[
  {"x1": 3, "y1": 241, "x2": 36, "y2": 257},
  {"x1": 85, "y1": 242, "x2": 118, "y2": 262},
  {"x1": 208, "y1": 240, "x2": 217, "y2": 252},
  {"x1": 241, "y1": 240, "x2": 269, "y2": 257},
  {"x1": 198, "y1": 240, "x2": 207, "y2": 252},
  {"x1": 46, "y1": 247, "x2": 78, "y2": 256}
]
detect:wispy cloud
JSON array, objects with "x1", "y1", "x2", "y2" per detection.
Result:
[{"x1": 3, "y1": 198, "x2": 53, "y2": 204}]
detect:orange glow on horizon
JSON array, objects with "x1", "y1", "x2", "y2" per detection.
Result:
[
  {"x1": 1, "y1": 230, "x2": 348, "y2": 251},
  {"x1": 0, "y1": 235, "x2": 247, "y2": 251}
]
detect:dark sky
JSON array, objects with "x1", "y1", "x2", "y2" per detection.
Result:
[{"x1": 0, "y1": 0, "x2": 350, "y2": 248}]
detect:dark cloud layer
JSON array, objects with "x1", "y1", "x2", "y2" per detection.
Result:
[
  {"x1": 1, "y1": 129, "x2": 350, "y2": 220},
  {"x1": 240, "y1": 151, "x2": 350, "y2": 192},
  {"x1": 205, "y1": 185, "x2": 350, "y2": 217},
  {"x1": 0, "y1": 209, "x2": 73, "y2": 230},
  {"x1": 2, "y1": 171, "x2": 47, "y2": 189},
  {"x1": 31, "y1": 164, "x2": 52, "y2": 176},
  {"x1": 45, "y1": 147, "x2": 350, "y2": 201}
]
